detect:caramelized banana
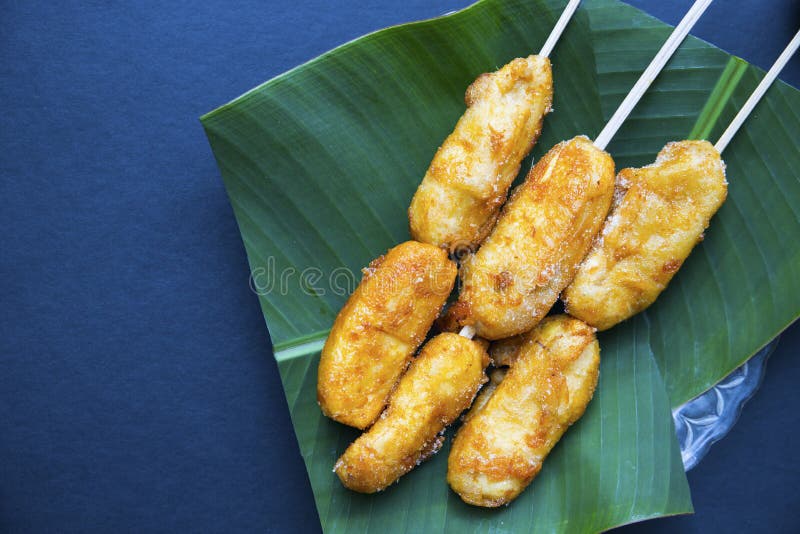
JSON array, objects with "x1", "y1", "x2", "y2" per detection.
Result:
[
  {"x1": 409, "y1": 55, "x2": 553, "y2": 252},
  {"x1": 564, "y1": 140, "x2": 727, "y2": 330},
  {"x1": 449, "y1": 136, "x2": 615, "y2": 339},
  {"x1": 447, "y1": 315, "x2": 600, "y2": 507},
  {"x1": 318, "y1": 241, "x2": 457, "y2": 429},
  {"x1": 335, "y1": 333, "x2": 489, "y2": 493}
]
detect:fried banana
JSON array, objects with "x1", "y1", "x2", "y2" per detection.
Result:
[
  {"x1": 335, "y1": 333, "x2": 489, "y2": 493},
  {"x1": 408, "y1": 55, "x2": 553, "y2": 252},
  {"x1": 563, "y1": 140, "x2": 727, "y2": 330},
  {"x1": 447, "y1": 315, "x2": 600, "y2": 507},
  {"x1": 318, "y1": 241, "x2": 457, "y2": 429},
  {"x1": 449, "y1": 136, "x2": 615, "y2": 340}
]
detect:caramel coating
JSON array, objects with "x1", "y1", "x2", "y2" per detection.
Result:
[
  {"x1": 564, "y1": 140, "x2": 727, "y2": 330},
  {"x1": 447, "y1": 315, "x2": 600, "y2": 507},
  {"x1": 408, "y1": 55, "x2": 553, "y2": 252},
  {"x1": 318, "y1": 241, "x2": 457, "y2": 429},
  {"x1": 335, "y1": 333, "x2": 489, "y2": 493},
  {"x1": 450, "y1": 136, "x2": 615, "y2": 339}
]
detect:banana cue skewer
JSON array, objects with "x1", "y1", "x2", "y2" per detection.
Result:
[
  {"x1": 448, "y1": 0, "x2": 713, "y2": 507},
  {"x1": 565, "y1": 28, "x2": 800, "y2": 330},
  {"x1": 447, "y1": 0, "x2": 713, "y2": 341},
  {"x1": 408, "y1": 0, "x2": 582, "y2": 252},
  {"x1": 448, "y1": 315, "x2": 600, "y2": 507},
  {"x1": 563, "y1": 140, "x2": 725, "y2": 330},
  {"x1": 408, "y1": 56, "x2": 552, "y2": 253},
  {"x1": 445, "y1": 135, "x2": 614, "y2": 339}
]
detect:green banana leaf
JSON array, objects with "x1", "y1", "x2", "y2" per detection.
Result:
[{"x1": 201, "y1": 0, "x2": 800, "y2": 531}]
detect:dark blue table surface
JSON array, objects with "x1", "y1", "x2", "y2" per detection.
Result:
[{"x1": 1, "y1": 1, "x2": 798, "y2": 532}]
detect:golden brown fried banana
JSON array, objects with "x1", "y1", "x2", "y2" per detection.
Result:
[
  {"x1": 335, "y1": 333, "x2": 489, "y2": 493},
  {"x1": 318, "y1": 241, "x2": 457, "y2": 429},
  {"x1": 449, "y1": 136, "x2": 615, "y2": 340},
  {"x1": 409, "y1": 55, "x2": 553, "y2": 252},
  {"x1": 447, "y1": 315, "x2": 600, "y2": 507},
  {"x1": 563, "y1": 140, "x2": 727, "y2": 330}
]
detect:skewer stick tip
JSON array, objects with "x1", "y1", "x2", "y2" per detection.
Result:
[
  {"x1": 458, "y1": 325, "x2": 476, "y2": 339},
  {"x1": 714, "y1": 28, "x2": 800, "y2": 153},
  {"x1": 539, "y1": 0, "x2": 582, "y2": 58},
  {"x1": 593, "y1": 0, "x2": 713, "y2": 150}
]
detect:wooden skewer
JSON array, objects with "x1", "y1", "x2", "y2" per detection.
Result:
[
  {"x1": 539, "y1": 0, "x2": 582, "y2": 58},
  {"x1": 455, "y1": 0, "x2": 582, "y2": 342},
  {"x1": 459, "y1": 325, "x2": 476, "y2": 339},
  {"x1": 714, "y1": 28, "x2": 800, "y2": 153},
  {"x1": 593, "y1": 0, "x2": 713, "y2": 151}
]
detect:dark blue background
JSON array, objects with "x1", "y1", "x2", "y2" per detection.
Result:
[{"x1": 1, "y1": 1, "x2": 798, "y2": 532}]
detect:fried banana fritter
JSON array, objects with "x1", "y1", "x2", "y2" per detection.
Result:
[
  {"x1": 563, "y1": 140, "x2": 727, "y2": 330},
  {"x1": 449, "y1": 136, "x2": 615, "y2": 340},
  {"x1": 318, "y1": 241, "x2": 457, "y2": 429},
  {"x1": 335, "y1": 333, "x2": 489, "y2": 493},
  {"x1": 447, "y1": 315, "x2": 600, "y2": 507},
  {"x1": 408, "y1": 55, "x2": 553, "y2": 252}
]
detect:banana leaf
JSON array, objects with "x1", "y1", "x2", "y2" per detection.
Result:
[{"x1": 201, "y1": 0, "x2": 800, "y2": 531}]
